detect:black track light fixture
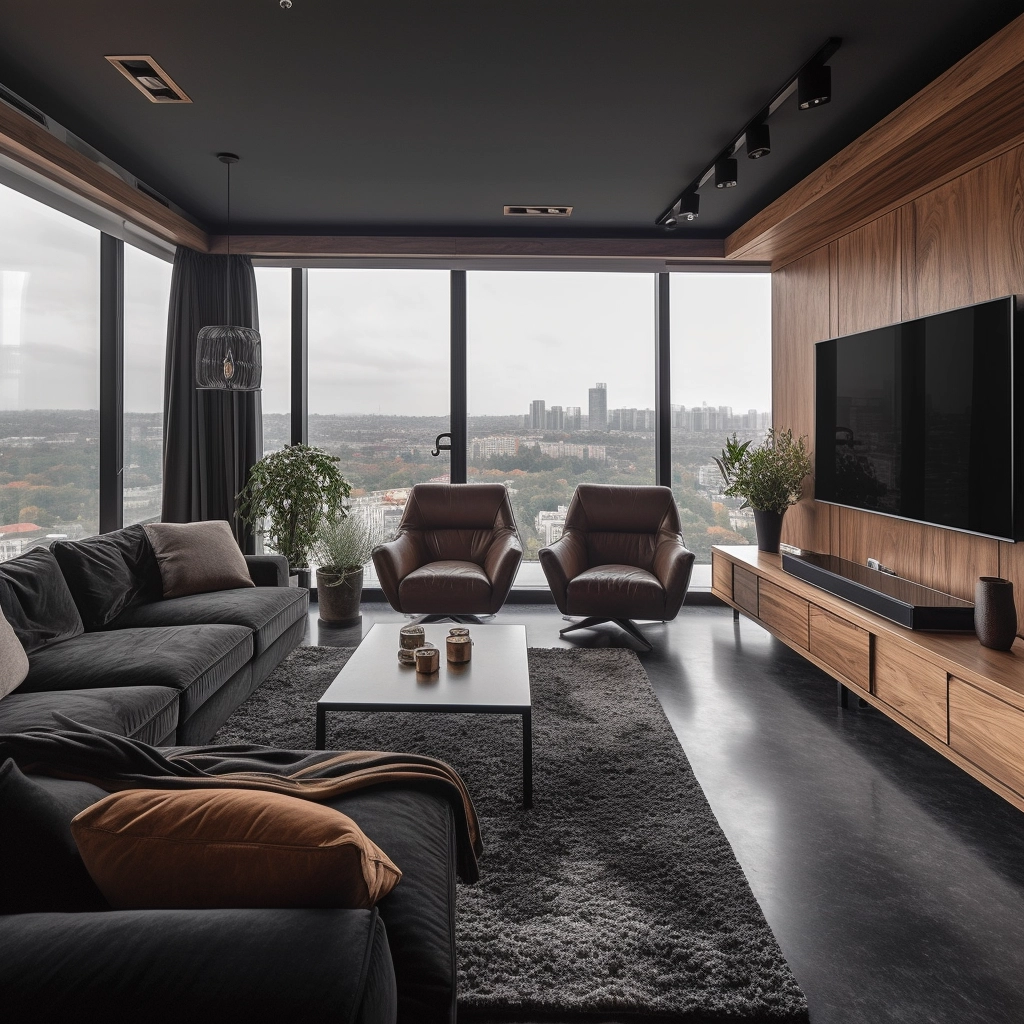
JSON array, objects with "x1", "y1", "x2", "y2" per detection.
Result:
[
  {"x1": 653, "y1": 36, "x2": 840, "y2": 227},
  {"x1": 714, "y1": 157, "x2": 738, "y2": 189},
  {"x1": 798, "y1": 63, "x2": 832, "y2": 109},
  {"x1": 679, "y1": 192, "x2": 699, "y2": 221},
  {"x1": 746, "y1": 121, "x2": 771, "y2": 159}
]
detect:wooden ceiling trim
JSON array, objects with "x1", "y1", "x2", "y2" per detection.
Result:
[
  {"x1": 726, "y1": 12, "x2": 1024, "y2": 264},
  {"x1": 0, "y1": 99, "x2": 208, "y2": 251},
  {"x1": 213, "y1": 234, "x2": 727, "y2": 260}
]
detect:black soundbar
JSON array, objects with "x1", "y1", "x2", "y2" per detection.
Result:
[{"x1": 781, "y1": 551, "x2": 975, "y2": 631}]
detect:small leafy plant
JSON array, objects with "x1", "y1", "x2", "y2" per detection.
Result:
[
  {"x1": 236, "y1": 444, "x2": 351, "y2": 569},
  {"x1": 313, "y1": 513, "x2": 382, "y2": 585},
  {"x1": 715, "y1": 428, "x2": 813, "y2": 514}
]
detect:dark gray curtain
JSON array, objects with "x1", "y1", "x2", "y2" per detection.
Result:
[{"x1": 161, "y1": 246, "x2": 263, "y2": 552}]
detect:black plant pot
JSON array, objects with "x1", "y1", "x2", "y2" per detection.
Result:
[
  {"x1": 289, "y1": 567, "x2": 311, "y2": 590},
  {"x1": 975, "y1": 576, "x2": 1017, "y2": 651},
  {"x1": 753, "y1": 509, "x2": 785, "y2": 553},
  {"x1": 317, "y1": 567, "x2": 363, "y2": 627}
]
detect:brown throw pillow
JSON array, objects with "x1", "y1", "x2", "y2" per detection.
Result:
[
  {"x1": 0, "y1": 613, "x2": 29, "y2": 701},
  {"x1": 71, "y1": 788, "x2": 401, "y2": 910},
  {"x1": 144, "y1": 521, "x2": 254, "y2": 598}
]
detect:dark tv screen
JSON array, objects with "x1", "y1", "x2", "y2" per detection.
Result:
[{"x1": 815, "y1": 297, "x2": 1018, "y2": 541}]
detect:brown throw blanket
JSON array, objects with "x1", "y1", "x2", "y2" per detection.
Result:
[{"x1": 0, "y1": 715, "x2": 482, "y2": 882}]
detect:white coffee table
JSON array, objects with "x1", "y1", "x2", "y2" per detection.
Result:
[{"x1": 315, "y1": 623, "x2": 533, "y2": 807}]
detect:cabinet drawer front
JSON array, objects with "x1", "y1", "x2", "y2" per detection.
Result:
[
  {"x1": 809, "y1": 607, "x2": 870, "y2": 690},
  {"x1": 757, "y1": 579, "x2": 809, "y2": 649},
  {"x1": 733, "y1": 565, "x2": 759, "y2": 617},
  {"x1": 950, "y1": 677, "x2": 1024, "y2": 797},
  {"x1": 712, "y1": 553, "x2": 733, "y2": 601},
  {"x1": 874, "y1": 636, "x2": 948, "y2": 741}
]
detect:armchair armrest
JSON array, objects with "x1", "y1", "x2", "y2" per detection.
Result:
[
  {"x1": 244, "y1": 553, "x2": 290, "y2": 587},
  {"x1": 483, "y1": 530, "x2": 523, "y2": 612},
  {"x1": 538, "y1": 530, "x2": 588, "y2": 614},
  {"x1": 0, "y1": 907, "x2": 395, "y2": 1022},
  {"x1": 371, "y1": 533, "x2": 424, "y2": 612},
  {"x1": 653, "y1": 537, "x2": 696, "y2": 620}
]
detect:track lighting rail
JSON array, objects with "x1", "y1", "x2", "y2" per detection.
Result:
[{"x1": 656, "y1": 37, "x2": 841, "y2": 227}]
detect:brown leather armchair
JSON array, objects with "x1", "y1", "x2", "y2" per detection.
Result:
[
  {"x1": 372, "y1": 483, "x2": 523, "y2": 623},
  {"x1": 539, "y1": 483, "x2": 695, "y2": 651}
]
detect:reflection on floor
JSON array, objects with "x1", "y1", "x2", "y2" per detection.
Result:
[{"x1": 300, "y1": 601, "x2": 1024, "y2": 1024}]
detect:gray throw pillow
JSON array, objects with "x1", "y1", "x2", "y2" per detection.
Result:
[
  {"x1": 0, "y1": 613, "x2": 29, "y2": 700},
  {"x1": 144, "y1": 521, "x2": 255, "y2": 599}
]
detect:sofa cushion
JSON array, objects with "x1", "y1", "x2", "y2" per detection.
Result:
[
  {"x1": 0, "y1": 686, "x2": 180, "y2": 745},
  {"x1": 145, "y1": 521, "x2": 254, "y2": 599},
  {"x1": 327, "y1": 787, "x2": 457, "y2": 1024},
  {"x1": 17, "y1": 625, "x2": 253, "y2": 721},
  {"x1": 73, "y1": 788, "x2": 402, "y2": 910},
  {"x1": 111, "y1": 587, "x2": 308, "y2": 657},
  {"x1": 0, "y1": 759, "x2": 107, "y2": 914},
  {"x1": 0, "y1": 611, "x2": 29, "y2": 700},
  {"x1": 0, "y1": 547, "x2": 84, "y2": 653},
  {"x1": 51, "y1": 525, "x2": 161, "y2": 631}
]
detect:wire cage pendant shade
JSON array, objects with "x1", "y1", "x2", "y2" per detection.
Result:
[
  {"x1": 196, "y1": 324, "x2": 262, "y2": 390},
  {"x1": 195, "y1": 152, "x2": 262, "y2": 392}
]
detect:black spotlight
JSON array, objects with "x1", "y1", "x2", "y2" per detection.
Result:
[
  {"x1": 798, "y1": 64, "x2": 831, "y2": 109},
  {"x1": 714, "y1": 157, "x2": 738, "y2": 189},
  {"x1": 662, "y1": 209, "x2": 678, "y2": 229},
  {"x1": 746, "y1": 122, "x2": 771, "y2": 159},
  {"x1": 679, "y1": 192, "x2": 700, "y2": 221}
]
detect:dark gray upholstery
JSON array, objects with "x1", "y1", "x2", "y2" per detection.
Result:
[
  {"x1": 0, "y1": 686, "x2": 179, "y2": 745},
  {"x1": 16, "y1": 625, "x2": 253, "y2": 721},
  {"x1": 173, "y1": 665, "x2": 252, "y2": 745},
  {"x1": 327, "y1": 788, "x2": 457, "y2": 1024},
  {"x1": 0, "y1": 548, "x2": 83, "y2": 653},
  {"x1": 0, "y1": 908, "x2": 396, "y2": 1024},
  {"x1": 244, "y1": 553, "x2": 290, "y2": 587},
  {"x1": 50, "y1": 525, "x2": 161, "y2": 630},
  {"x1": 110, "y1": 587, "x2": 308, "y2": 656}
]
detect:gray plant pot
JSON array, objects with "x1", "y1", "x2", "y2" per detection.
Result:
[{"x1": 316, "y1": 567, "x2": 364, "y2": 627}]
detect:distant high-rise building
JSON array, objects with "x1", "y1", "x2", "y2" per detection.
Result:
[
  {"x1": 547, "y1": 405, "x2": 564, "y2": 431},
  {"x1": 589, "y1": 383, "x2": 608, "y2": 431},
  {"x1": 530, "y1": 400, "x2": 546, "y2": 430},
  {"x1": 565, "y1": 406, "x2": 582, "y2": 431}
]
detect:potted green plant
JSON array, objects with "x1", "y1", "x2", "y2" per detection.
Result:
[
  {"x1": 312, "y1": 512, "x2": 383, "y2": 626},
  {"x1": 235, "y1": 444, "x2": 351, "y2": 586},
  {"x1": 715, "y1": 428, "x2": 813, "y2": 553}
]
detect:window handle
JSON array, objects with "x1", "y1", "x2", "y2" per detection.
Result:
[{"x1": 431, "y1": 432, "x2": 452, "y2": 457}]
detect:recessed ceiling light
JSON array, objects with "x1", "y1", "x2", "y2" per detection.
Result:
[
  {"x1": 105, "y1": 56, "x2": 192, "y2": 104},
  {"x1": 504, "y1": 205, "x2": 573, "y2": 217}
]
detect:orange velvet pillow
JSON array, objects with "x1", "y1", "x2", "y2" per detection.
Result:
[{"x1": 71, "y1": 788, "x2": 401, "y2": 910}]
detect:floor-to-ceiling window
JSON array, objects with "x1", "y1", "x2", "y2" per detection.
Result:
[
  {"x1": 122, "y1": 244, "x2": 171, "y2": 526},
  {"x1": 0, "y1": 181, "x2": 101, "y2": 557},
  {"x1": 669, "y1": 272, "x2": 772, "y2": 564},
  {"x1": 254, "y1": 267, "x2": 291, "y2": 453},
  {"x1": 307, "y1": 269, "x2": 450, "y2": 539},
  {"x1": 466, "y1": 271, "x2": 655, "y2": 559}
]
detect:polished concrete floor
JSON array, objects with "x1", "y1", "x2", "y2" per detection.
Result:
[{"x1": 302, "y1": 601, "x2": 1024, "y2": 1024}]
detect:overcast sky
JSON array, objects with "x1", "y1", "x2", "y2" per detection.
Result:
[{"x1": 2, "y1": 181, "x2": 771, "y2": 418}]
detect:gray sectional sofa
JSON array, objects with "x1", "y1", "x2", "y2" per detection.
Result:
[{"x1": 0, "y1": 524, "x2": 309, "y2": 743}]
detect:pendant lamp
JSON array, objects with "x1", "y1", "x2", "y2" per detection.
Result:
[{"x1": 195, "y1": 153, "x2": 262, "y2": 391}]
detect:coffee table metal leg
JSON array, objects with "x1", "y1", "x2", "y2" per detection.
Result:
[
  {"x1": 316, "y1": 706, "x2": 327, "y2": 750},
  {"x1": 522, "y1": 709, "x2": 533, "y2": 809}
]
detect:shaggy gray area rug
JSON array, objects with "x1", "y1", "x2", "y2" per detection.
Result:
[{"x1": 213, "y1": 646, "x2": 807, "y2": 1023}]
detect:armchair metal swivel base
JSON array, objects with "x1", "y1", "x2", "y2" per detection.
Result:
[
  {"x1": 559, "y1": 616, "x2": 656, "y2": 651},
  {"x1": 412, "y1": 613, "x2": 490, "y2": 626}
]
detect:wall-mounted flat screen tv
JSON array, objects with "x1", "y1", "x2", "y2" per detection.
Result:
[{"x1": 815, "y1": 296, "x2": 1020, "y2": 542}]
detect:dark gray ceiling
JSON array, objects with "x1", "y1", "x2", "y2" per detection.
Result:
[{"x1": 1, "y1": 1, "x2": 1022, "y2": 237}]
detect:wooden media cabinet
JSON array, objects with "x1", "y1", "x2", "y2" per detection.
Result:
[{"x1": 712, "y1": 544, "x2": 1024, "y2": 814}]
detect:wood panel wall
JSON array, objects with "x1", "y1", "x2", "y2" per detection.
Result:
[{"x1": 773, "y1": 139, "x2": 1024, "y2": 626}]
